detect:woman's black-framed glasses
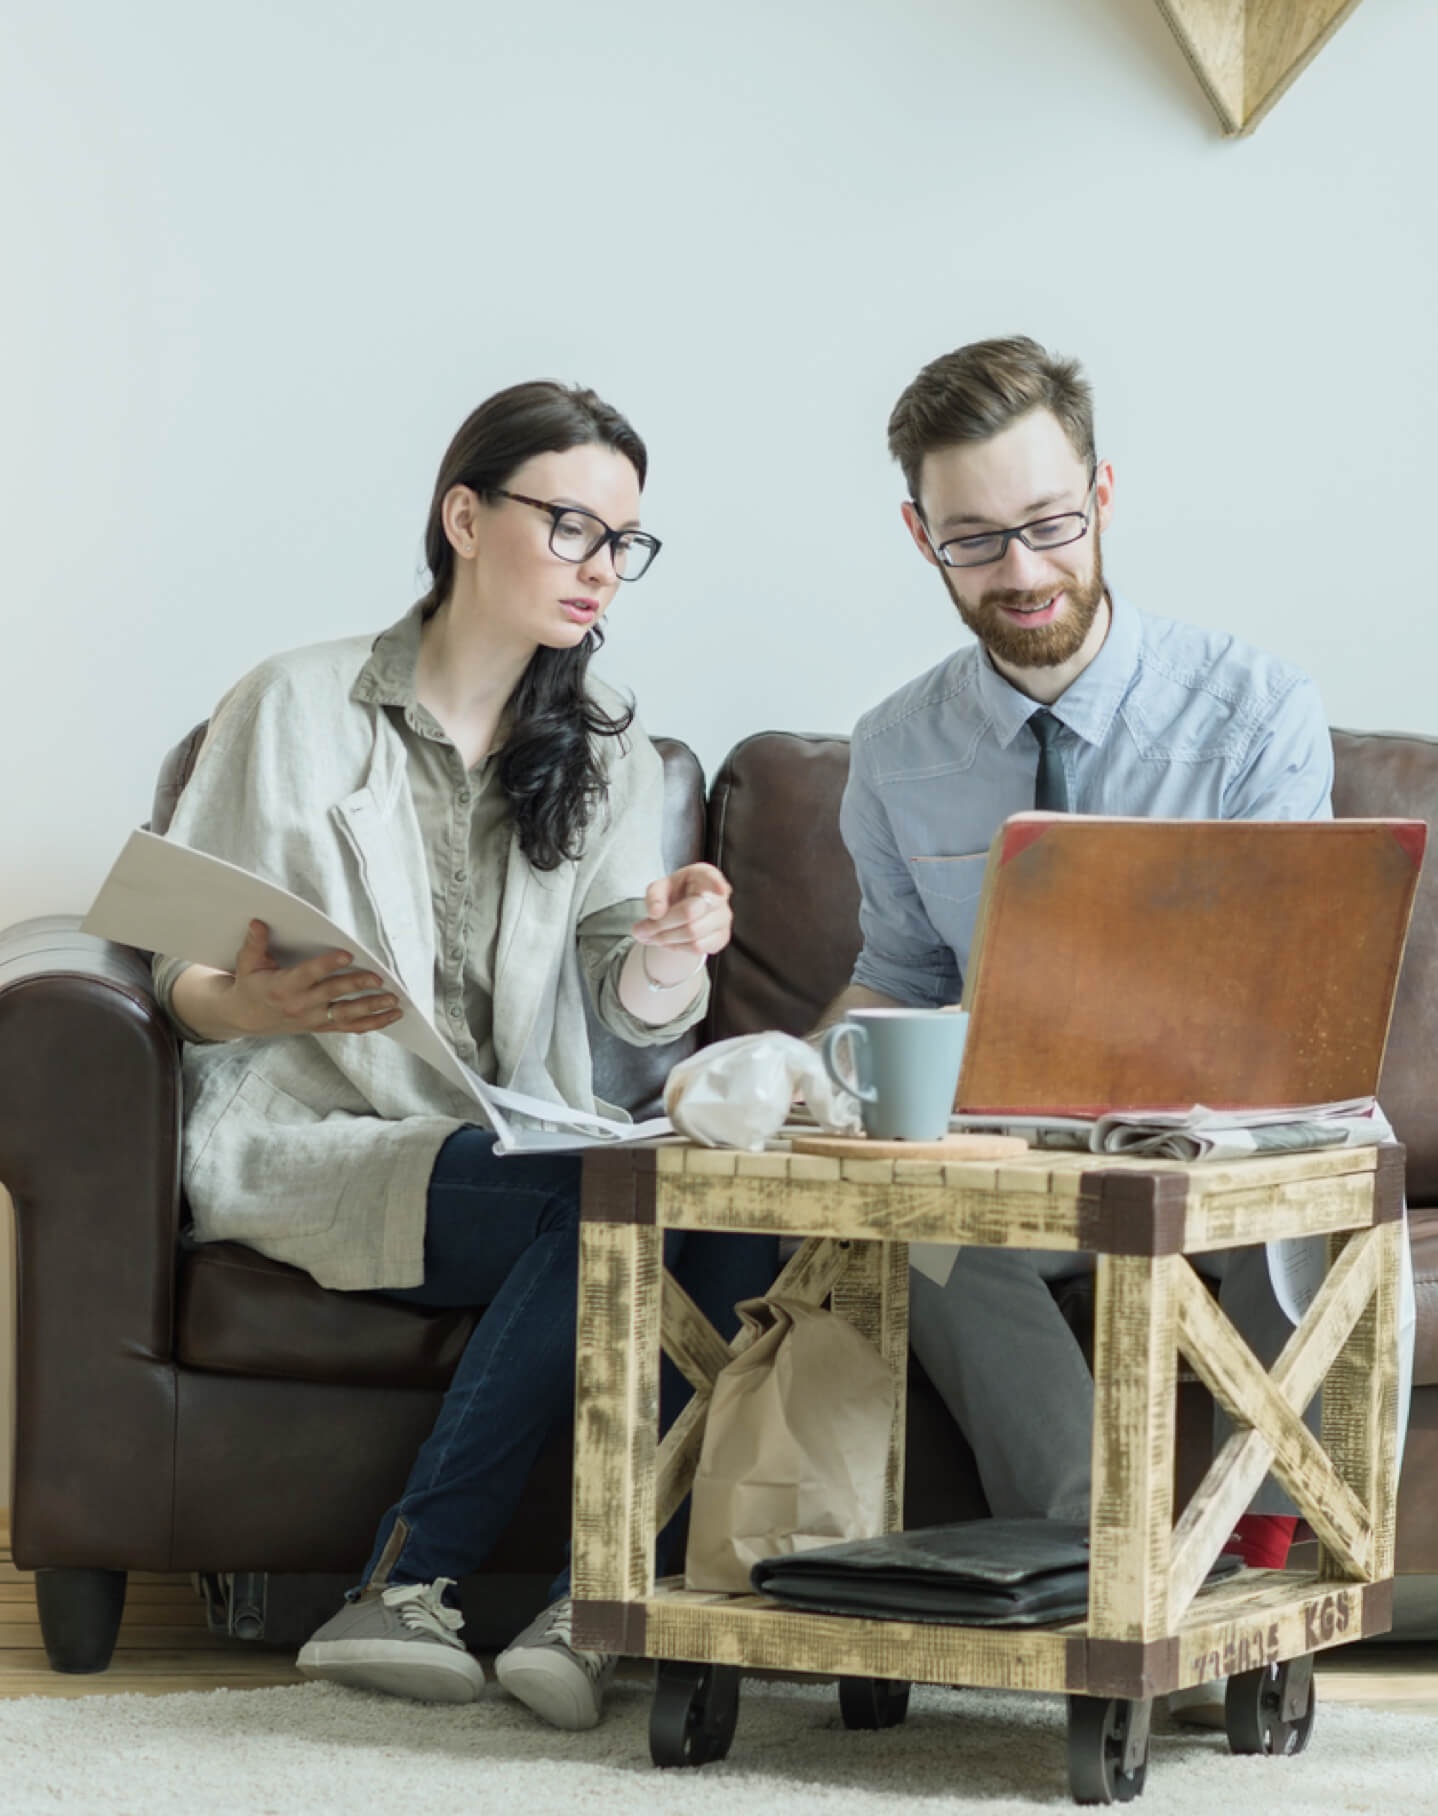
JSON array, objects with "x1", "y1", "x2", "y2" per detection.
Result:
[
  {"x1": 928, "y1": 471, "x2": 1098, "y2": 570},
  {"x1": 489, "y1": 488, "x2": 662, "y2": 582}
]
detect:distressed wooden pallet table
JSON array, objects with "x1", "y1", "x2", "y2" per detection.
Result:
[{"x1": 571, "y1": 1138, "x2": 1404, "y2": 1804}]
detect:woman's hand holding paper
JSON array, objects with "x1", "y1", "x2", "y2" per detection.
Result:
[{"x1": 172, "y1": 920, "x2": 402, "y2": 1042}]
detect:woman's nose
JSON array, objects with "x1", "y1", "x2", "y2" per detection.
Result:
[{"x1": 578, "y1": 542, "x2": 617, "y2": 586}]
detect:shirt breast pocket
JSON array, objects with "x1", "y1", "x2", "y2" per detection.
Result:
[{"x1": 908, "y1": 853, "x2": 990, "y2": 970}]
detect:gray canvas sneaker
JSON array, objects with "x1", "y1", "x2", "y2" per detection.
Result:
[
  {"x1": 297, "y1": 1577, "x2": 486, "y2": 1703},
  {"x1": 494, "y1": 1596, "x2": 616, "y2": 1730}
]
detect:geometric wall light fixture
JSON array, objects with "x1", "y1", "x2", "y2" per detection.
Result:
[{"x1": 1153, "y1": 0, "x2": 1367, "y2": 136}]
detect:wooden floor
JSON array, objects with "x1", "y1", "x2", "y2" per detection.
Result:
[
  {"x1": 4, "y1": 1515, "x2": 1438, "y2": 1710},
  {"x1": 0, "y1": 1515, "x2": 304, "y2": 1699}
]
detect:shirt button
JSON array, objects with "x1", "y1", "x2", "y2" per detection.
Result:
[
  {"x1": 449, "y1": 946, "x2": 462, "y2": 962},
  {"x1": 449, "y1": 1002, "x2": 463, "y2": 1021},
  {"x1": 458, "y1": 789, "x2": 471, "y2": 807},
  {"x1": 452, "y1": 869, "x2": 465, "y2": 883}
]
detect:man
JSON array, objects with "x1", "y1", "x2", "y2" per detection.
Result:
[{"x1": 817, "y1": 337, "x2": 1332, "y2": 1668}]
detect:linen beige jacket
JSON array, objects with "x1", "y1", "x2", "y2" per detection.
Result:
[{"x1": 160, "y1": 616, "x2": 692, "y2": 1292}]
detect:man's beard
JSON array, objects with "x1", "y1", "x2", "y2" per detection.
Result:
[{"x1": 944, "y1": 533, "x2": 1106, "y2": 669}]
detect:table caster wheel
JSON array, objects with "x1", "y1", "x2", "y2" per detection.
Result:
[
  {"x1": 1225, "y1": 1653, "x2": 1316, "y2": 1756},
  {"x1": 1067, "y1": 1694, "x2": 1150, "y2": 1804},
  {"x1": 649, "y1": 1660, "x2": 740, "y2": 1767},
  {"x1": 838, "y1": 1675, "x2": 911, "y2": 1729}
]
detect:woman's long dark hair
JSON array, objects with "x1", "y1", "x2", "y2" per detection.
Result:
[{"x1": 417, "y1": 381, "x2": 645, "y2": 871}]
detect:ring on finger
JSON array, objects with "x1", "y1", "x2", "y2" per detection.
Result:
[{"x1": 326, "y1": 1002, "x2": 335, "y2": 1026}]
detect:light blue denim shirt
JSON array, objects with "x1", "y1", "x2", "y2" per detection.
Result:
[{"x1": 840, "y1": 590, "x2": 1333, "y2": 1006}]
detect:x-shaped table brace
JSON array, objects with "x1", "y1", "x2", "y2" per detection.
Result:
[{"x1": 1163, "y1": 1220, "x2": 1398, "y2": 1625}]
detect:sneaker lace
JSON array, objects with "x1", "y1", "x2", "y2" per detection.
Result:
[
  {"x1": 381, "y1": 1578, "x2": 465, "y2": 1647},
  {"x1": 537, "y1": 1597, "x2": 606, "y2": 1679}
]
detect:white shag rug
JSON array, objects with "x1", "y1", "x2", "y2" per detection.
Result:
[{"x1": 2, "y1": 1674, "x2": 1431, "y2": 1815}]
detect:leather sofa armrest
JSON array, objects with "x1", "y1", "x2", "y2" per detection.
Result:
[{"x1": 0, "y1": 916, "x2": 183, "y2": 1565}]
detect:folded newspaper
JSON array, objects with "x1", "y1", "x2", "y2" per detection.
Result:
[
  {"x1": 949, "y1": 1097, "x2": 1390, "y2": 1163},
  {"x1": 1087, "y1": 1099, "x2": 1390, "y2": 1162},
  {"x1": 81, "y1": 829, "x2": 673, "y2": 1155},
  {"x1": 912, "y1": 1099, "x2": 1397, "y2": 1292}
]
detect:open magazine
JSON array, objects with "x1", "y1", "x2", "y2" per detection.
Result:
[{"x1": 81, "y1": 830, "x2": 673, "y2": 1154}]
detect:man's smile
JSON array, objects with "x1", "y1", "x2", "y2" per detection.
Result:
[{"x1": 991, "y1": 590, "x2": 1064, "y2": 627}]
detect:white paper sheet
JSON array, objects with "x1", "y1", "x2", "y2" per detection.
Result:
[
  {"x1": 82, "y1": 829, "x2": 672, "y2": 1153},
  {"x1": 908, "y1": 1242, "x2": 962, "y2": 1288}
]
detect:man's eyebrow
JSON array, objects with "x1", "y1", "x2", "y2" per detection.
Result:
[{"x1": 937, "y1": 490, "x2": 1074, "y2": 531}]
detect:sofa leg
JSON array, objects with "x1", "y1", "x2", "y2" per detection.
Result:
[{"x1": 34, "y1": 1567, "x2": 128, "y2": 1673}]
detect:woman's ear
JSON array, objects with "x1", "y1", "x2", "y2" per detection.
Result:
[{"x1": 441, "y1": 484, "x2": 483, "y2": 559}]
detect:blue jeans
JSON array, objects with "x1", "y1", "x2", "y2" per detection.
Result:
[{"x1": 360, "y1": 1126, "x2": 778, "y2": 1594}]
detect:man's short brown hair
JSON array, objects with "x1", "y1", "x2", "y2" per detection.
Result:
[{"x1": 887, "y1": 335, "x2": 1095, "y2": 504}]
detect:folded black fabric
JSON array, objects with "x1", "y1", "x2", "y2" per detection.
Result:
[{"x1": 751, "y1": 1518, "x2": 1240, "y2": 1627}]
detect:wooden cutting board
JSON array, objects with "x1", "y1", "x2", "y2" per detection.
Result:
[{"x1": 788, "y1": 1132, "x2": 1029, "y2": 1161}]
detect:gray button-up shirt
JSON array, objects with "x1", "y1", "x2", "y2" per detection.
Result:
[
  {"x1": 840, "y1": 591, "x2": 1333, "y2": 1006},
  {"x1": 356, "y1": 612, "x2": 700, "y2": 1076}
]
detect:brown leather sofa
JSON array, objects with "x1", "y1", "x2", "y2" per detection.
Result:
[{"x1": 2, "y1": 725, "x2": 1436, "y2": 1671}]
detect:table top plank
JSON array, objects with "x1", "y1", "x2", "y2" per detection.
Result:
[{"x1": 651, "y1": 1154, "x2": 1385, "y2": 1253}]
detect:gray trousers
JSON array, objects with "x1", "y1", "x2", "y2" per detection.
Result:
[{"x1": 909, "y1": 1243, "x2": 1305, "y2": 1522}]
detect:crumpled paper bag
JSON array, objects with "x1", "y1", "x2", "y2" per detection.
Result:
[
  {"x1": 664, "y1": 1031, "x2": 861, "y2": 1150},
  {"x1": 684, "y1": 1295, "x2": 897, "y2": 1592}
]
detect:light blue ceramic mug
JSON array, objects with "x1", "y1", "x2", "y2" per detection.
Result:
[{"x1": 820, "y1": 1007, "x2": 969, "y2": 1141}]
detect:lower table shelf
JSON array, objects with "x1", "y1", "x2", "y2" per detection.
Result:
[{"x1": 576, "y1": 1566, "x2": 1393, "y2": 1700}]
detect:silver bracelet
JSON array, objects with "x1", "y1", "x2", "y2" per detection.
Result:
[{"x1": 640, "y1": 943, "x2": 707, "y2": 993}]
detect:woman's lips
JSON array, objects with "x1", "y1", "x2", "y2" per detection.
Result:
[{"x1": 560, "y1": 598, "x2": 599, "y2": 624}]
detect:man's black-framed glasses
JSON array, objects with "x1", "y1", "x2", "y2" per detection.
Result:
[
  {"x1": 489, "y1": 489, "x2": 662, "y2": 581},
  {"x1": 927, "y1": 472, "x2": 1098, "y2": 570}
]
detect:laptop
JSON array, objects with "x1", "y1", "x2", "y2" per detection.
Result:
[{"x1": 955, "y1": 815, "x2": 1426, "y2": 1117}]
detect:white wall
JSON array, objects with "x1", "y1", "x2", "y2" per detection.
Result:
[
  {"x1": 3, "y1": 0, "x2": 1437, "y2": 933},
  {"x1": 1, "y1": 0, "x2": 1435, "y2": 1501}
]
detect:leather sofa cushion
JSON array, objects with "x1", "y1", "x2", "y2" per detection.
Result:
[
  {"x1": 177, "y1": 1208, "x2": 1438, "y2": 1398},
  {"x1": 706, "y1": 732, "x2": 861, "y2": 1040},
  {"x1": 1331, "y1": 730, "x2": 1438, "y2": 1202},
  {"x1": 178, "y1": 1240, "x2": 473, "y2": 1388}
]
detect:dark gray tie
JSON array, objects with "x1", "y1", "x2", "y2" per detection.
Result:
[{"x1": 1029, "y1": 709, "x2": 1070, "y2": 813}]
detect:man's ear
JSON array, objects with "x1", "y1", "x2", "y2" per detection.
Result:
[
  {"x1": 441, "y1": 484, "x2": 482, "y2": 559},
  {"x1": 1093, "y1": 459, "x2": 1116, "y2": 536},
  {"x1": 901, "y1": 500, "x2": 941, "y2": 569}
]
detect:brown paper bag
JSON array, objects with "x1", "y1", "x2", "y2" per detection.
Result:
[{"x1": 684, "y1": 1295, "x2": 897, "y2": 1593}]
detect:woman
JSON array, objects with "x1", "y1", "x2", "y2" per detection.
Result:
[{"x1": 153, "y1": 381, "x2": 775, "y2": 1729}]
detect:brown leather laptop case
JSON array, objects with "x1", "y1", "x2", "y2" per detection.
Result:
[{"x1": 956, "y1": 815, "x2": 1426, "y2": 1116}]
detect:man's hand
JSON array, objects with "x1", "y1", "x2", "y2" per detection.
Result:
[
  {"x1": 632, "y1": 862, "x2": 734, "y2": 965},
  {"x1": 171, "y1": 920, "x2": 402, "y2": 1042},
  {"x1": 806, "y1": 983, "x2": 908, "y2": 1041}
]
